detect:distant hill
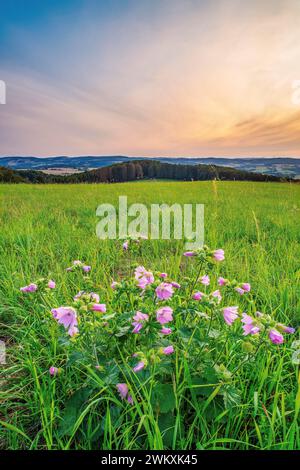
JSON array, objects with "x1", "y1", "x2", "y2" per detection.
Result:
[
  {"x1": 0, "y1": 160, "x2": 289, "y2": 184},
  {"x1": 0, "y1": 156, "x2": 299, "y2": 178}
]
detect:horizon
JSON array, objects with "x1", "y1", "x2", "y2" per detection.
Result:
[
  {"x1": 1, "y1": 155, "x2": 300, "y2": 160},
  {"x1": 1, "y1": 0, "x2": 300, "y2": 157}
]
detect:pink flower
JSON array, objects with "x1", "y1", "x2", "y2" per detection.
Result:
[
  {"x1": 241, "y1": 283, "x2": 251, "y2": 292},
  {"x1": 51, "y1": 306, "x2": 78, "y2": 336},
  {"x1": 223, "y1": 306, "x2": 239, "y2": 326},
  {"x1": 218, "y1": 277, "x2": 227, "y2": 286},
  {"x1": 127, "y1": 395, "x2": 134, "y2": 404},
  {"x1": 116, "y1": 383, "x2": 128, "y2": 399},
  {"x1": 90, "y1": 292, "x2": 100, "y2": 303},
  {"x1": 171, "y1": 282, "x2": 181, "y2": 289},
  {"x1": 211, "y1": 289, "x2": 222, "y2": 303},
  {"x1": 123, "y1": 241, "x2": 129, "y2": 250},
  {"x1": 49, "y1": 366, "x2": 59, "y2": 376},
  {"x1": 135, "y1": 266, "x2": 154, "y2": 288},
  {"x1": 91, "y1": 303, "x2": 106, "y2": 313},
  {"x1": 132, "y1": 323, "x2": 143, "y2": 334},
  {"x1": 159, "y1": 272, "x2": 168, "y2": 278},
  {"x1": 241, "y1": 313, "x2": 260, "y2": 336},
  {"x1": 20, "y1": 283, "x2": 38, "y2": 293},
  {"x1": 162, "y1": 345, "x2": 174, "y2": 355},
  {"x1": 277, "y1": 323, "x2": 295, "y2": 334},
  {"x1": 213, "y1": 249, "x2": 225, "y2": 262},
  {"x1": 155, "y1": 282, "x2": 174, "y2": 300},
  {"x1": 235, "y1": 287, "x2": 245, "y2": 295},
  {"x1": 48, "y1": 280, "x2": 56, "y2": 289},
  {"x1": 269, "y1": 329, "x2": 284, "y2": 344},
  {"x1": 156, "y1": 306, "x2": 173, "y2": 324},
  {"x1": 200, "y1": 275, "x2": 210, "y2": 286},
  {"x1": 132, "y1": 311, "x2": 149, "y2": 333},
  {"x1": 133, "y1": 361, "x2": 145, "y2": 373},
  {"x1": 133, "y1": 311, "x2": 149, "y2": 323},
  {"x1": 73, "y1": 260, "x2": 82, "y2": 265},
  {"x1": 183, "y1": 251, "x2": 196, "y2": 257},
  {"x1": 160, "y1": 327, "x2": 172, "y2": 335},
  {"x1": 192, "y1": 291, "x2": 204, "y2": 301},
  {"x1": 111, "y1": 281, "x2": 119, "y2": 290},
  {"x1": 82, "y1": 265, "x2": 91, "y2": 273}
]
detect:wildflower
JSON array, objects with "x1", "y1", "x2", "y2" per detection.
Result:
[
  {"x1": 90, "y1": 292, "x2": 100, "y2": 303},
  {"x1": 200, "y1": 275, "x2": 210, "y2": 286},
  {"x1": 218, "y1": 277, "x2": 227, "y2": 286},
  {"x1": 135, "y1": 266, "x2": 154, "y2": 288},
  {"x1": 156, "y1": 306, "x2": 173, "y2": 324},
  {"x1": 162, "y1": 345, "x2": 174, "y2": 355},
  {"x1": 91, "y1": 303, "x2": 106, "y2": 312},
  {"x1": 269, "y1": 329, "x2": 284, "y2": 344},
  {"x1": 132, "y1": 311, "x2": 149, "y2": 333},
  {"x1": 159, "y1": 272, "x2": 168, "y2": 278},
  {"x1": 127, "y1": 395, "x2": 134, "y2": 404},
  {"x1": 183, "y1": 251, "x2": 196, "y2": 257},
  {"x1": 192, "y1": 291, "x2": 204, "y2": 301},
  {"x1": 277, "y1": 323, "x2": 295, "y2": 334},
  {"x1": 111, "y1": 281, "x2": 119, "y2": 290},
  {"x1": 133, "y1": 311, "x2": 149, "y2": 323},
  {"x1": 82, "y1": 265, "x2": 91, "y2": 273},
  {"x1": 160, "y1": 327, "x2": 172, "y2": 335},
  {"x1": 211, "y1": 289, "x2": 222, "y2": 303},
  {"x1": 255, "y1": 311, "x2": 263, "y2": 318},
  {"x1": 223, "y1": 306, "x2": 239, "y2": 326},
  {"x1": 116, "y1": 383, "x2": 128, "y2": 399},
  {"x1": 73, "y1": 260, "x2": 82, "y2": 265},
  {"x1": 171, "y1": 282, "x2": 181, "y2": 289},
  {"x1": 20, "y1": 283, "x2": 38, "y2": 293},
  {"x1": 155, "y1": 282, "x2": 174, "y2": 300},
  {"x1": 133, "y1": 361, "x2": 145, "y2": 373},
  {"x1": 235, "y1": 287, "x2": 245, "y2": 295},
  {"x1": 123, "y1": 241, "x2": 129, "y2": 250},
  {"x1": 51, "y1": 306, "x2": 78, "y2": 336},
  {"x1": 49, "y1": 366, "x2": 59, "y2": 376},
  {"x1": 213, "y1": 249, "x2": 225, "y2": 262},
  {"x1": 242, "y1": 283, "x2": 251, "y2": 292},
  {"x1": 48, "y1": 280, "x2": 56, "y2": 289},
  {"x1": 241, "y1": 313, "x2": 260, "y2": 335}
]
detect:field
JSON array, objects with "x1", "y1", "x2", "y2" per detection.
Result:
[{"x1": 0, "y1": 181, "x2": 300, "y2": 450}]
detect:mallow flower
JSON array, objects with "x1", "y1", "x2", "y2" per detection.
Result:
[
  {"x1": 200, "y1": 275, "x2": 210, "y2": 286},
  {"x1": 269, "y1": 329, "x2": 284, "y2": 344},
  {"x1": 156, "y1": 306, "x2": 173, "y2": 324},
  {"x1": 51, "y1": 306, "x2": 78, "y2": 337},
  {"x1": 241, "y1": 313, "x2": 260, "y2": 335},
  {"x1": 162, "y1": 345, "x2": 174, "y2": 355},
  {"x1": 241, "y1": 283, "x2": 251, "y2": 292},
  {"x1": 213, "y1": 249, "x2": 225, "y2": 262},
  {"x1": 20, "y1": 283, "x2": 38, "y2": 293},
  {"x1": 160, "y1": 327, "x2": 172, "y2": 335},
  {"x1": 133, "y1": 361, "x2": 145, "y2": 373},
  {"x1": 116, "y1": 383, "x2": 133, "y2": 404},
  {"x1": 48, "y1": 280, "x2": 56, "y2": 289},
  {"x1": 223, "y1": 306, "x2": 239, "y2": 326},
  {"x1": 218, "y1": 277, "x2": 227, "y2": 286},
  {"x1": 183, "y1": 251, "x2": 197, "y2": 257},
  {"x1": 192, "y1": 291, "x2": 204, "y2": 301},
  {"x1": 49, "y1": 366, "x2": 59, "y2": 376},
  {"x1": 132, "y1": 311, "x2": 149, "y2": 333},
  {"x1": 155, "y1": 283, "x2": 174, "y2": 300},
  {"x1": 91, "y1": 303, "x2": 106, "y2": 312}
]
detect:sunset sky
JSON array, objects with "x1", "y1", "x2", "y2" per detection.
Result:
[{"x1": 0, "y1": 0, "x2": 300, "y2": 157}]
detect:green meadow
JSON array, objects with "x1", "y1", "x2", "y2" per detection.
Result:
[{"x1": 0, "y1": 181, "x2": 300, "y2": 450}]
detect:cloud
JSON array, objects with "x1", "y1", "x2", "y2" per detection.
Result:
[{"x1": 0, "y1": 0, "x2": 300, "y2": 156}]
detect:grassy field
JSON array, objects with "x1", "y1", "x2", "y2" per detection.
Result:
[{"x1": 0, "y1": 181, "x2": 300, "y2": 450}]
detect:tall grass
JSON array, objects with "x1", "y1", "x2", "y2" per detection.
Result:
[{"x1": 0, "y1": 181, "x2": 299, "y2": 449}]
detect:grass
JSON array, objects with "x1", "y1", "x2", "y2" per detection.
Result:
[{"x1": 0, "y1": 180, "x2": 299, "y2": 450}]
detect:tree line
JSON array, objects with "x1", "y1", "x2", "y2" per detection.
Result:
[{"x1": 0, "y1": 160, "x2": 289, "y2": 184}]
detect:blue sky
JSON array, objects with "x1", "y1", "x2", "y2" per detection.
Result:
[{"x1": 0, "y1": 0, "x2": 299, "y2": 157}]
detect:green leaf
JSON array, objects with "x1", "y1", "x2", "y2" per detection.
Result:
[
  {"x1": 151, "y1": 383, "x2": 176, "y2": 414},
  {"x1": 58, "y1": 387, "x2": 92, "y2": 437}
]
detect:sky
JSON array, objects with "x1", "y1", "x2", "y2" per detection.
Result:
[{"x1": 0, "y1": 0, "x2": 300, "y2": 157}]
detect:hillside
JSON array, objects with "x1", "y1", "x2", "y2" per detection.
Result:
[
  {"x1": 0, "y1": 160, "x2": 287, "y2": 184},
  {"x1": 0, "y1": 156, "x2": 299, "y2": 178}
]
